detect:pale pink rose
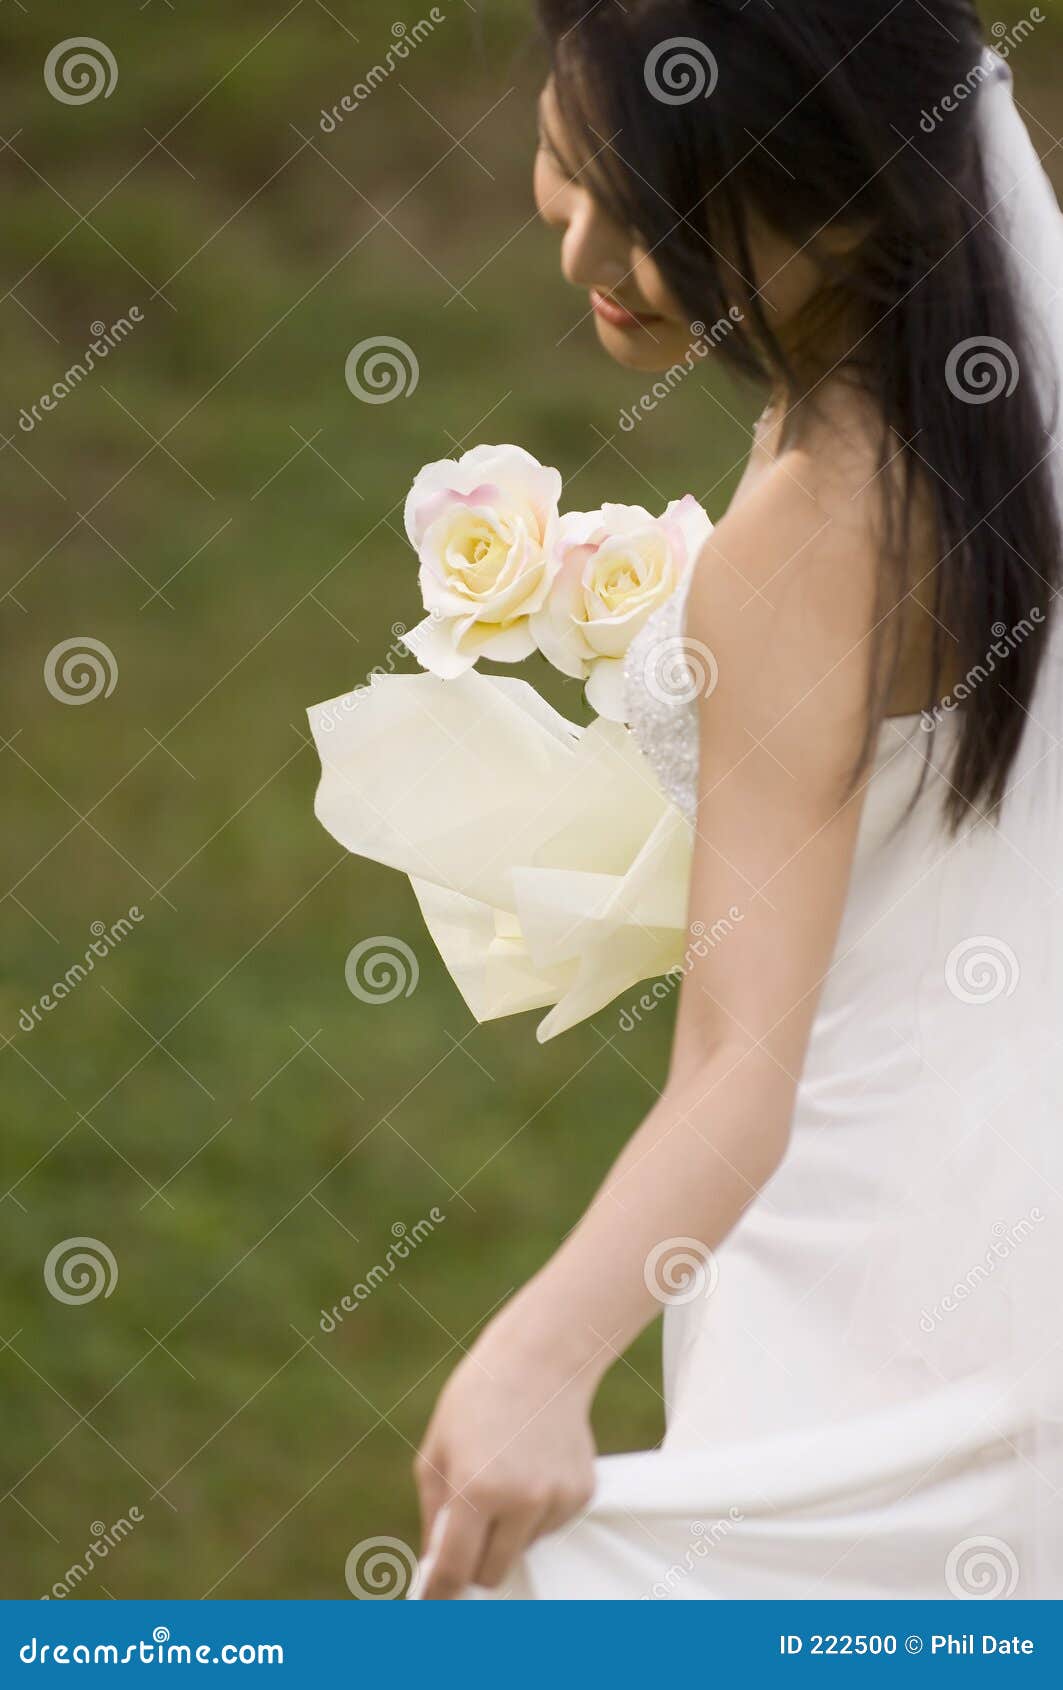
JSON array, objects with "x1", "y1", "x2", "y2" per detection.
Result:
[
  {"x1": 531, "y1": 496, "x2": 713, "y2": 719},
  {"x1": 401, "y1": 444, "x2": 563, "y2": 677}
]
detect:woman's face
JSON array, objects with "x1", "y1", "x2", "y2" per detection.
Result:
[
  {"x1": 533, "y1": 81, "x2": 697, "y2": 373},
  {"x1": 533, "y1": 80, "x2": 830, "y2": 375}
]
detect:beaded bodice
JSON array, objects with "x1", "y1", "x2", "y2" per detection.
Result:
[{"x1": 622, "y1": 572, "x2": 700, "y2": 824}]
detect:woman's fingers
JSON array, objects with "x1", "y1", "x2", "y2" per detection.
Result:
[
  {"x1": 474, "y1": 1500, "x2": 550, "y2": 1591},
  {"x1": 420, "y1": 1494, "x2": 489, "y2": 1600},
  {"x1": 412, "y1": 1448, "x2": 448, "y2": 1556},
  {"x1": 539, "y1": 1478, "x2": 595, "y2": 1537},
  {"x1": 422, "y1": 1477, "x2": 593, "y2": 1596}
]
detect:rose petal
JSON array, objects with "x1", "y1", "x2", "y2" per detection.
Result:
[
  {"x1": 584, "y1": 657, "x2": 630, "y2": 722},
  {"x1": 400, "y1": 613, "x2": 478, "y2": 679},
  {"x1": 405, "y1": 446, "x2": 562, "y2": 552}
]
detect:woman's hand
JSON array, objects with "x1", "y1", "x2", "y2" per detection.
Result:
[{"x1": 413, "y1": 1310, "x2": 599, "y2": 1599}]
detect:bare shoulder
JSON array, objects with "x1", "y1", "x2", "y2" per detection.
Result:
[
  {"x1": 670, "y1": 396, "x2": 894, "y2": 1074},
  {"x1": 686, "y1": 424, "x2": 885, "y2": 784}
]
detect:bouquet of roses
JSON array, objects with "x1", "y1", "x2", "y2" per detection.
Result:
[{"x1": 308, "y1": 445, "x2": 710, "y2": 1040}]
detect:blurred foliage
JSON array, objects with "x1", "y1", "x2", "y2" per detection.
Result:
[{"x1": 0, "y1": 0, "x2": 1059, "y2": 1600}]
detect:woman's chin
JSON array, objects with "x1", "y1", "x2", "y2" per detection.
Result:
[{"x1": 593, "y1": 319, "x2": 691, "y2": 373}]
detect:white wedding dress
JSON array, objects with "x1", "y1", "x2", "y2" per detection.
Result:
[{"x1": 472, "y1": 57, "x2": 1063, "y2": 1602}]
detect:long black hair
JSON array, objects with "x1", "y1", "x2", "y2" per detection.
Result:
[{"x1": 537, "y1": 0, "x2": 1061, "y2": 827}]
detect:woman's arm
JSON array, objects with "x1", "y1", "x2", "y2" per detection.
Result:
[{"x1": 415, "y1": 447, "x2": 882, "y2": 1597}]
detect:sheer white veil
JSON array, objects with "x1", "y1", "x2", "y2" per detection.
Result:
[{"x1": 975, "y1": 48, "x2": 1063, "y2": 1599}]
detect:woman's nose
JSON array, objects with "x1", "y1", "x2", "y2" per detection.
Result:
[{"x1": 560, "y1": 197, "x2": 629, "y2": 293}]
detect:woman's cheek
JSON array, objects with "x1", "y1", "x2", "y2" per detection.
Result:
[
  {"x1": 534, "y1": 154, "x2": 567, "y2": 227},
  {"x1": 631, "y1": 249, "x2": 684, "y2": 324}
]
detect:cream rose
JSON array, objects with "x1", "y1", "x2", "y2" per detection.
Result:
[
  {"x1": 400, "y1": 443, "x2": 563, "y2": 678},
  {"x1": 531, "y1": 495, "x2": 712, "y2": 719}
]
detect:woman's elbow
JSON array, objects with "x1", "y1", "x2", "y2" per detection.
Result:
[{"x1": 666, "y1": 1042, "x2": 798, "y2": 1183}]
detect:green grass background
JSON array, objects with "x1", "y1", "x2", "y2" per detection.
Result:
[{"x1": 1, "y1": 0, "x2": 1059, "y2": 1599}]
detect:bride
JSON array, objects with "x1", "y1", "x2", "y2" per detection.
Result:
[{"x1": 409, "y1": 0, "x2": 1063, "y2": 1599}]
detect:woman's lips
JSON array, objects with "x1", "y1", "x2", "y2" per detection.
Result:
[{"x1": 590, "y1": 288, "x2": 662, "y2": 330}]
